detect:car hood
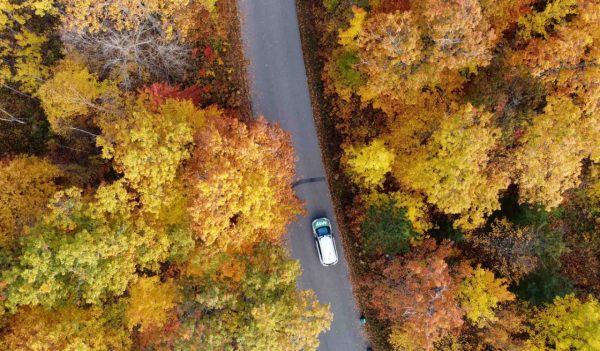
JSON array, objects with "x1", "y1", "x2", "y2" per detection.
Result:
[{"x1": 318, "y1": 235, "x2": 338, "y2": 265}]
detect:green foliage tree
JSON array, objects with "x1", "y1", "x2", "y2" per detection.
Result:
[
  {"x1": 176, "y1": 244, "x2": 332, "y2": 351},
  {"x1": 515, "y1": 268, "x2": 573, "y2": 306},
  {"x1": 361, "y1": 199, "x2": 418, "y2": 255},
  {"x1": 362, "y1": 191, "x2": 432, "y2": 234},
  {"x1": 323, "y1": 0, "x2": 341, "y2": 13},
  {"x1": 324, "y1": 48, "x2": 365, "y2": 101},
  {"x1": 2, "y1": 183, "x2": 186, "y2": 310}
]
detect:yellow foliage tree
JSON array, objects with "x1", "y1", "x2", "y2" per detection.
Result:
[
  {"x1": 513, "y1": 96, "x2": 600, "y2": 208},
  {"x1": 389, "y1": 327, "x2": 425, "y2": 351},
  {"x1": 517, "y1": 0, "x2": 578, "y2": 40},
  {"x1": 0, "y1": 156, "x2": 61, "y2": 247},
  {"x1": 60, "y1": 0, "x2": 192, "y2": 35},
  {"x1": 411, "y1": 0, "x2": 497, "y2": 72},
  {"x1": 396, "y1": 104, "x2": 509, "y2": 230},
  {"x1": 126, "y1": 276, "x2": 178, "y2": 331},
  {"x1": 38, "y1": 55, "x2": 119, "y2": 135},
  {"x1": 184, "y1": 112, "x2": 301, "y2": 252},
  {"x1": 97, "y1": 96, "x2": 200, "y2": 215},
  {"x1": 0, "y1": 0, "x2": 57, "y2": 93},
  {"x1": 526, "y1": 294, "x2": 600, "y2": 351},
  {"x1": 458, "y1": 266, "x2": 515, "y2": 328},
  {"x1": 1, "y1": 306, "x2": 131, "y2": 351},
  {"x1": 338, "y1": 6, "x2": 366, "y2": 48},
  {"x1": 343, "y1": 138, "x2": 395, "y2": 189}
]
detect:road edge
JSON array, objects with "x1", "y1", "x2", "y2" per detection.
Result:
[
  {"x1": 294, "y1": 1, "x2": 377, "y2": 347},
  {"x1": 223, "y1": 0, "x2": 253, "y2": 120}
]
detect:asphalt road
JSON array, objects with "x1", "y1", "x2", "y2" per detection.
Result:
[{"x1": 237, "y1": 0, "x2": 368, "y2": 350}]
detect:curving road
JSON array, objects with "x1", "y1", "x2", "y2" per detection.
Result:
[{"x1": 237, "y1": 0, "x2": 368, "y2": 350}]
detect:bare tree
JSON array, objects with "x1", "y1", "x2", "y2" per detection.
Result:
[{"x1": 61, "y1": 20, "x2": 192, "y2": 90}]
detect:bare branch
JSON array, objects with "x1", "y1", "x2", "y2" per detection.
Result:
[
  {"x1": 0, "y1": 106, "x2": 26, "y2": 124},
  {"x1": 61, "y1": 20, "x2": 192, "y2": 90}
]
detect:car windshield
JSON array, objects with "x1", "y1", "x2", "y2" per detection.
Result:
[{"x1": 316, "y1": 226, "x2": 330, "y2": 237}]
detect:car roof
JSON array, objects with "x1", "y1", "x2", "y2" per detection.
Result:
[{"x1": 318, "y1": 235, "x2": 337, "y2": 265}]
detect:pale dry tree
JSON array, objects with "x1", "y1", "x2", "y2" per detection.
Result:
[{"x1": 60, "y1": 19, "x2": 192, "y2": 90}]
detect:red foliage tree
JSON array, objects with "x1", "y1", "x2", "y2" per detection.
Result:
[{"x1": 142, "y1": 82, "x2": 203, "y2": 108}]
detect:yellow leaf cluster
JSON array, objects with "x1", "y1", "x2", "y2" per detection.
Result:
[
  {"x1": 480, "y1": 0, "x2": 535, "y2": 35},
  {"x1": 514, "y1": 96, "x2": 600, "y2": 208},
  {"x1": 412, "y1": 0, "x2": 497, "y2": 71},
  {"x1": 97, "y1": 97, "x2": 198, "y2": 215},
  {"x1": 338, "y1": 6, "x2": 366, "y2": 48},
  {"x1": 249, "y1": 290, "x2": 332, "y2": 351},
  {"x1": 389, "y1": 327, "x2": 425, "y2": 351},
  {"x1": 38, "y1": 55, "x2": 119, "y2": 135},
  {"x1": 354, "y1": 0, "x2": 495, "y2": 112},
  {"x1": 526, "y1": 294, "x2": 600, "y2": 351},
  {"x1": 61, "y1": 0, "x2": 192, "y2": 36},
  {"x1": 2, "y1": 181, "x2": 187, "y2": 310},
  {"x1": 1, "y1": 306, "x2": 131, "y2": 351},
  {"x1": 126, "y1": 276, "x2": 178, "y2": 331},
  {"x1": 0, "y1": 31, "x2": 48, "y2": 94},
  {"x1": 397, "y1": 104, "x2": 508, "y2": 230},
  {"x1": 185, "y1": 244, "x2": 332, "y2": 351},
  {"x1": 0, "y1": 0, "x2": 56, "y2": 93},
  {"x1": 0, "y1": 156, "x2": 61, "y2": 247},
  {"x1": 458, "y1": 266, "x2": 515, "y2": 328},
  {"x1": 355, "y1": 11, "x2": 422, "y2": 110},
  {"x1": 517, "y1": 0, "x2": 578, "y2": 40},
  {"x1": 343, "y1": 138, "x2": 394, "y2": 189}
]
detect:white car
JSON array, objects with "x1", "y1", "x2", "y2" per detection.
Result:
[{"x1": 311, "y1": 217, "x2": 338, "y2": 266}]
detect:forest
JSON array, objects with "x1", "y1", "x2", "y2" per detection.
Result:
[
  {"x1": 0, "y1": 0, "x2": 332, "y2": 350},
  {"x1": 301, "y1": 0, "x2": 600, "y2": 349}
]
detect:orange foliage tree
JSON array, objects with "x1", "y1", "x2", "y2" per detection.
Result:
[
  {"x1": 368, "y1": 239, "x2": 467, "y2": 350},
  {"x1": 184, "y1": 110, "x2": 302, "y2": 253},
  {"x1": 354, "y1": 0, "x2": 496, "y2": 114}
]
